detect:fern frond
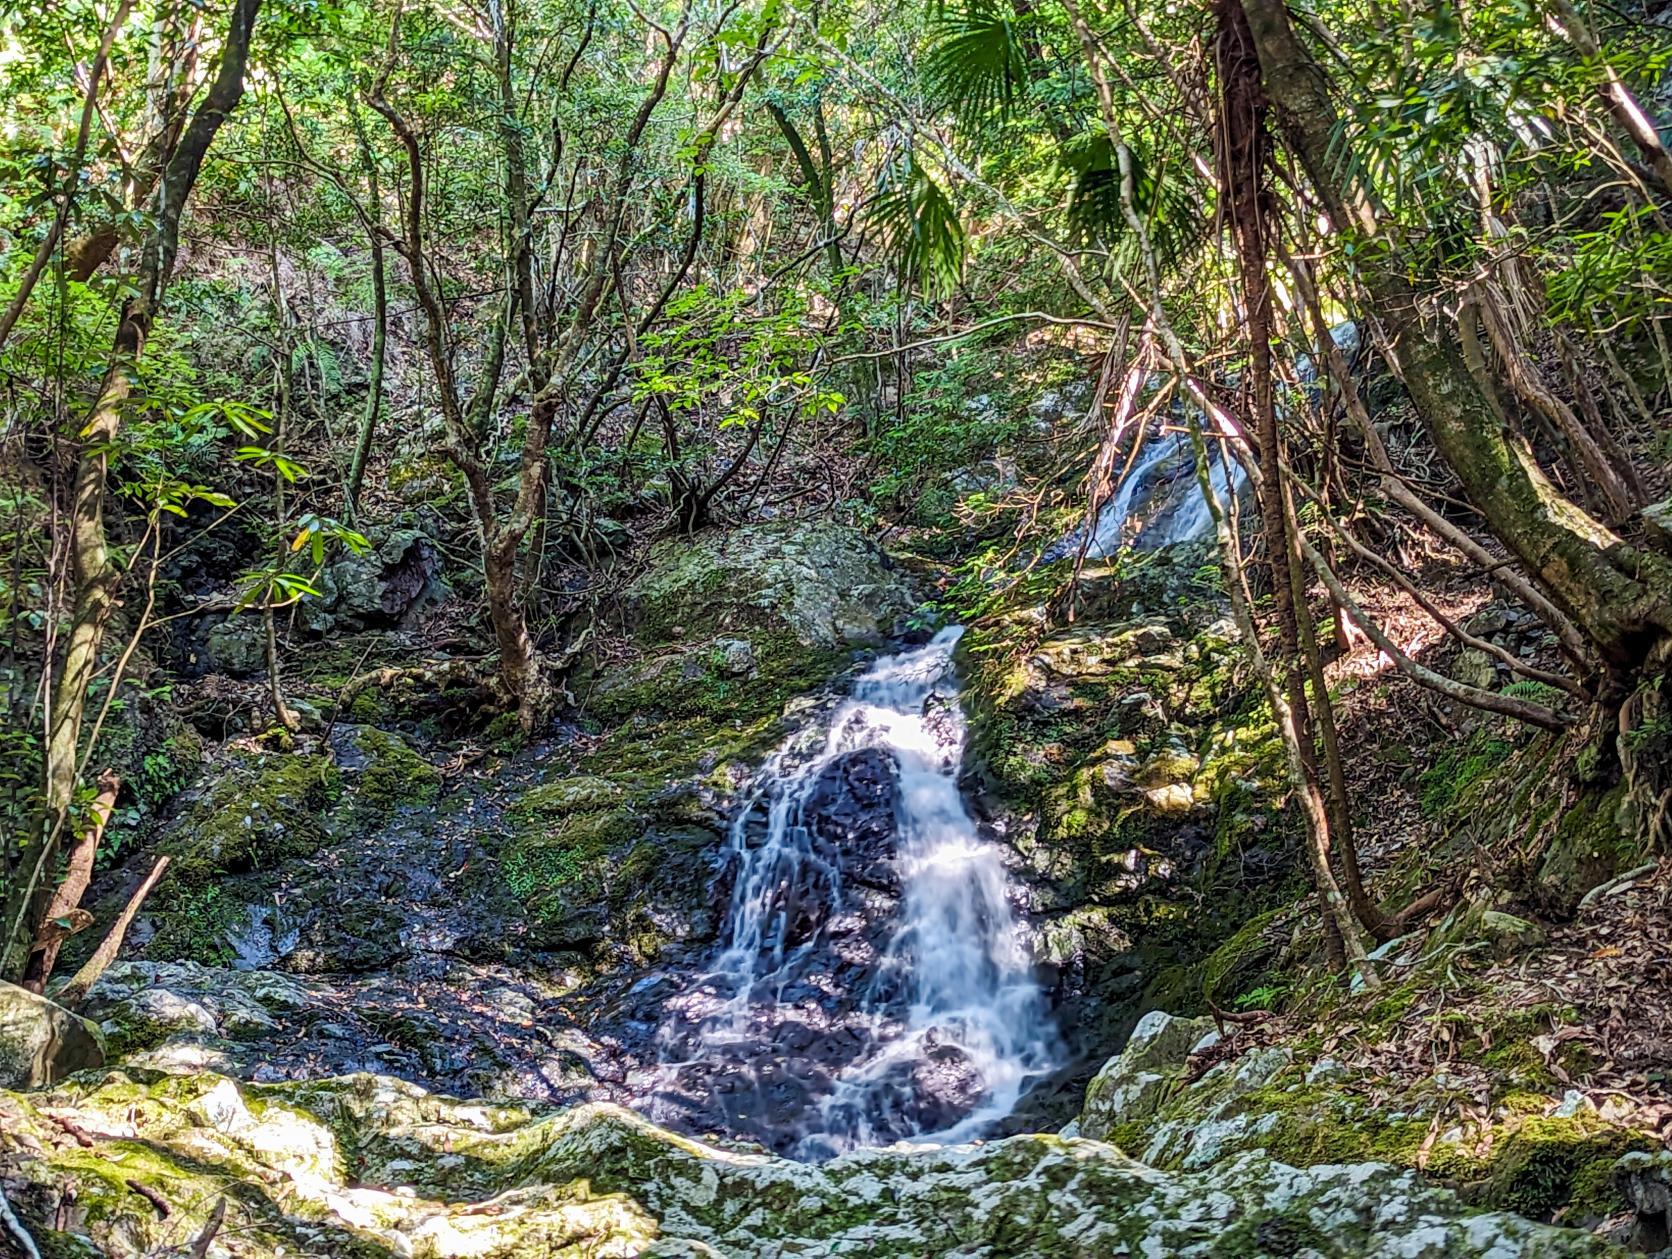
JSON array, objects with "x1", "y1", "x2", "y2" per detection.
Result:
[
  {"x1": 1056, "y1": 130, "x2": 1210, "y2": 275},
  {"x1": 869, "y1": 156, "x2": 966, "y2": 297}
]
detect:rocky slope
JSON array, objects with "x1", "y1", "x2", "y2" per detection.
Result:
[{"x1": 5, "y1": 505, "x2": 1669, "y2": 1257}]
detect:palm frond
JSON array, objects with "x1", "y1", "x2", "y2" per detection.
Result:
[
  {"x1": 923, "y1": 6, "x2": 1031, "y2": 125},
  {"x1": 869, "y1": 156, "x2": 966, "y2": 297},
  {"x1": 1057, "y1": 130, "x2": 1210, "y2": 274}
]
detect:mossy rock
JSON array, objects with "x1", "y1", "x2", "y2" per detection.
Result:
[
  {"x1": 618, "y1": 519, "x2": 919, "y2": 650},
  {"x1": 0, "y1": 1069, "x2": 1610, "y2": 1258},
  {"x1": 345, "y1": 726, "x2": 442, "y2": 814},
  {"x1": 1537, "y1": 782, "x2": 1638, "y2": 914},
  {"x1": 156, "y1": 751, "x2": 342, "y2": 890}
]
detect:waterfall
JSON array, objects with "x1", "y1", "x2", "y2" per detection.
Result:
[{"x1": 648, "y1": 628, "x2": 1057, "y2": 1157}]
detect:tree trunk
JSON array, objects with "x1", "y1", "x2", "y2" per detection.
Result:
[
  {"x1": 1216, "y1": 0, "x2": 1372, "y2": 967},
  {"x1": 344, "y1": 102, "x2": 387, "y2": 519},
  {"x1": 1239, "y1": 0, "x2": 1672, "y2": 680},
  {"x1": 2, "y1": 0, "x2": 262, "y2": 978}
]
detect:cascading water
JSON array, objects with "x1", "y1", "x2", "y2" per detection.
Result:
[{"x1": 646, "y1": 628, "x2": 1057, "y2": 1157}]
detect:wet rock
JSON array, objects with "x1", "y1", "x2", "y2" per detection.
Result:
[
  {"x1": 0, "y1": 981, "x2": 104, "y2": 1088},
  {"x1": 803, "y1": 747, "x2": 900, "y2": 892}
]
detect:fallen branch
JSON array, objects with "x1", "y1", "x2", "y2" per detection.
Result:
[
  {"x1": 24, "y1": 770, "x2": 120, "y2": 993},
  {"x1": 1577, "y1": 861, "x2": 1659, "y2": 912},
  {"x1": 1300, "y1": 538, "x2": 1571, "y2": 731},
  {"x1": 188, "y1": 1196, "x2": 227, "y2": 1257},
  {"x1": 124, "y1": 1179, "x2": 169, "y2": 1219},
  {"x1": 324, "y1": 658, "x2": 489, "y2": 742},
  {"x1": 57, "y1": 856, "x2": 171, "y2": 1007}
]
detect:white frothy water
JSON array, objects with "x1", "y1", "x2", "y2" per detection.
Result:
[{"x1": 656, "y1": 627, "x2": 1057, "y2": 1157}]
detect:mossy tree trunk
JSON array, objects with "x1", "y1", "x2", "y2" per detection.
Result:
[
  {"x1": 3, "y1": 0, "x2": 263, "y2": 979},
  {"x1": 1239, "y1": 0, "x2": 1672, "y2": 693}
]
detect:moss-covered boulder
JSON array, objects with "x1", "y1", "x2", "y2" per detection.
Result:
[
  {"x1": 155, "y1": 750, "x2": 342, "y2": 891},
  {"x1": 471, "y1": 773, "x2": 726, "y2": 965},
  {"x1": 1076, "y1": 1007, "x2": 1660, "y2": 1230},
  {"x1": 620, "y1": 519, "x2": 919, "y2": 650},
  {"x1": 0, "y1": 1068, "x2": 1610, "y2": 1257},
  {"x1": 339, "y1": 725, "x2": 442, "y2": 815}
]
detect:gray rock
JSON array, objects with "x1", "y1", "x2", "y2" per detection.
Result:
[
  {"x1": 1079, "y1": 1010, "x2": 1216, "y2": 1140},
  {"x1": 1617, "y1": 1149, "x2": 1672, "y2": 1251},
  {"x1": 619, "y1": 520, "x2": 919, "y2": 650},
  {"x1": 299, "y1": 525, "x2": 443, "y2": 633},
  {"x1": 712, "y1": 638, "x2": 756, "y2": 677},
  {"x1": 203, "y1": 616, "x2": 268, "y2": 676},
  {"x1": 1640, "y1": 497, "x2": 1672, "y2": 555},
  {"x1": 0, "y1": 1069, "x2": 1611, "y2": 1258},
  {"x1": 0, "y1": 980, "x2": 104, "y2": 1088}
]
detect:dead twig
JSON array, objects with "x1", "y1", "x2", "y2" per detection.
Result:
[
  {"x1": 188, "y1": 1196, "x2": 227, "y2": 1257},
  {"x1": 58, "y1": 855, "x2": 171, "y2": 1007}
]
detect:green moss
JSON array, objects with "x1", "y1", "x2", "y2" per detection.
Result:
[
  {"x1": 1537, "y1": 782, "x2": 1636, "y2": 911},
  {"x1": 351, "y1": 728, "x2": 442, "y2": 813},
  {"x1": 503, "y1": 808, "x2": 644, "y2": 903},
  {"x1": 1419, "y1": 733, "x2": 1512, "y2": 820},
  {"x1": 1485, "y1": 1115, "x2": 1653, "y2": 1221},
  {"x1": 145, "y1": 881, "x2": 252, "y2": 966},
  {"x1": 1201, "y1": 909, "x2": 1281, "y2": 1007},
  {"x1": 160, "y1": 751, "x2": 342, "y2": 890}
]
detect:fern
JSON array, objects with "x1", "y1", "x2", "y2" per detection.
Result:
[
  {"x1": 1499, "y1": 679, "x2": 1562, "y2": 706},
  {"x1": 1056, "y1": 130, "x2": 1209, "y2": 274}
]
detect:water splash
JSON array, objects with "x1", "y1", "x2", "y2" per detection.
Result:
[{"x1": 650, "y1": 628, "x2": 1057, "y2": 1157}]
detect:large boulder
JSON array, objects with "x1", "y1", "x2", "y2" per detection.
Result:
[
  {"x1": 620, "y1": 520, "x2": 919, "y2": 650},
  {"x1": 299, "y1": 523, "x2": 444, "y2": 633},
  {"x1": 0, "y1": 1068, "x2": 1610, "y2": 1257},
  {"x1": 0, "y1": 981, "x2": 103, "y2": 1088},
  {"x1": 1077, "y1": 1009, "x2": 1216, "y2": 1141}
]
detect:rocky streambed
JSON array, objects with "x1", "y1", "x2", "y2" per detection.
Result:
[{"x1": 4, "y1": 523, "x2": 1661, "y2": 1256}]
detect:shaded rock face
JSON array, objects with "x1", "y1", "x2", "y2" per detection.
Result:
[
  {"x1": 0, "y1": 982, "x2": 103, "y2": 1088},
  {"x1": 0, "y1": 1068, "x2": 1609, "y2": 1258},
  {"x1": 298, "y1": 524, "x2": 444, "y2": 633}
]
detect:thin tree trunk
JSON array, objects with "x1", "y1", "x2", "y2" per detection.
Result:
[
  {"x1": 266, "y1": 240, "x2": 299, "y2": 733},
  {"x1": 1541, "y1": 0, "x2": 1672, "y2": 199},
  {"x1": 1275, "y1": 242, "x2": 1595, "y2": 672},
  {"x1": 0, "y1": 0, "x2": 135, "y2": 353},
  {"x1": 1240, "y1": 0, "x2": 1672, "y2": 680},
  {"x1": 3, "y1": 0, "x2": 262, "y2": 978},
  {"x1": 344, "y1": 102, "x2": 386, "y2": 519},
  {"x1": 1216, "y1": 0, "x2": 1372, "y2": 969}
]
